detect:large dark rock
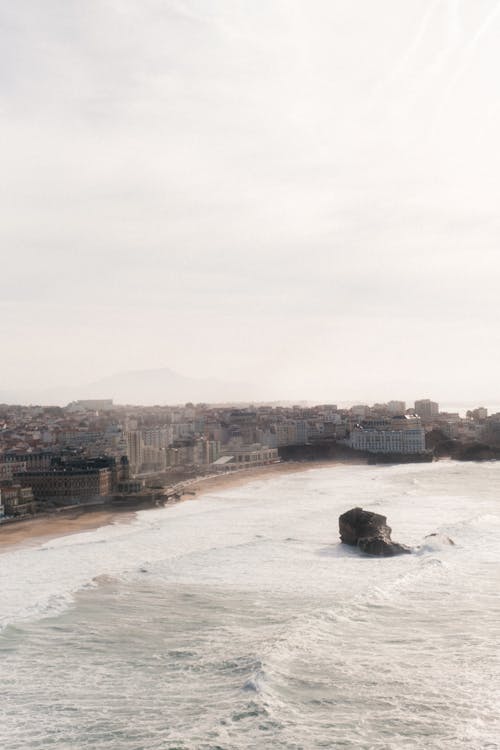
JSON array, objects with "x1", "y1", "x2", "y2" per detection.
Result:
[{"x1": 339, "y1": 507, "x2": 412, "y2": 556}]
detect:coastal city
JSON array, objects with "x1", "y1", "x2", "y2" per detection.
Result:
[{"x1": 0, "y1": 397, "x2": 497, "y2": 522}]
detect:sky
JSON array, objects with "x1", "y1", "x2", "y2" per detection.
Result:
[{"x1": 1, "y1": 0, "x2": 500, "y2": 404}]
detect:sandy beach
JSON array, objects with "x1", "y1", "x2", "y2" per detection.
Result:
[{"x1": 0, "y1": 460, "x2": 332, "y2": 552}]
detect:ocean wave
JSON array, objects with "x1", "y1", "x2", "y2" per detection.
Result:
[{"x1": 2, "y1": 461, "x2": 500, "y2": 635}]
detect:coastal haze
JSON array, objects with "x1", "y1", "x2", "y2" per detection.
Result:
[{"x1": 2, "y1": 1, "x2": 500, "y2": 403}]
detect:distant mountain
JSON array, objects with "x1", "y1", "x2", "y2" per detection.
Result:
[
  {"x1": 0, "y1": 368, "x2": 256, "y2": 406},
  {"x1": 77, "y1": 368, "x2": 255, "y2": 405}
]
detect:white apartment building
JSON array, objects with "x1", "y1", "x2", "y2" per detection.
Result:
[
  {"x1": 216, "y1": 444, "x2": 278, "y2": 468},
  {"x1": 414, "y1": 399, "x2": 439, "y2": 420},
  {"x1": 126, "y1": 430, "x2": 143, "y2": 474},
  {"x1": 142, "y1": 427, "x2": 172, "y2": 450},
  {"x1": 173, "y1": 422, "x2": 194, "y2": 440},
  {"x1": 141, "y1": 444, "x2": 167, "y2": 471}
]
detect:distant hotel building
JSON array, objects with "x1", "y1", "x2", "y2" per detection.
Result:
[
  {"x1": 414, "y1": 399, "x2": 439, "y2": 420},
  {"x1": 348, "y1": 416, "x2": 426, "y2": 454},
  {"x1": 15, "y1": 466, "x2": 113, "y2": 504},
  {"x1": 66, "y1": 399, "x2": 114, "y2": 412},
  {"x1": 13, "y1": 457, "x2": 125, "y2": 506}
]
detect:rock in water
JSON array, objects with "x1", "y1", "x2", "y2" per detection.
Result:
[{"x1": 339, "y1": 507, "x2": 412, "y2": 556}]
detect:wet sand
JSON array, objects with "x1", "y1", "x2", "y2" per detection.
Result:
[
  {"x1": 0, "y1": 509, "x2": 136, "y2": 551},
  {"x1": 0, "y1": 461, "x2": 333, "y2": 552}
]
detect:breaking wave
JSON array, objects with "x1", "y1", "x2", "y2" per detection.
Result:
[{"x1": 1, "y1": 461, "x2": 500, "y2": 748}]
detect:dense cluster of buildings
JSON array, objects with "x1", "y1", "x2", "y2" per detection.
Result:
[{"x1": 0, "y1": 397, "x2": 495, "y2": 520}]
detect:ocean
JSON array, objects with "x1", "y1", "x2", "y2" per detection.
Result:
[{"x1": 1, "y1": 461, "x2": 499, "y2": 749}]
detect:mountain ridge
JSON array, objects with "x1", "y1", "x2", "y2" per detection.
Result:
[{"x1": 0, "y1": 368, "x2": 256, "y2": 406}]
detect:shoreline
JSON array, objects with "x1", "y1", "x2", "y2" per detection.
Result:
[{"x1": 0, "y1": 460, "x2": 334, "y2": 552}]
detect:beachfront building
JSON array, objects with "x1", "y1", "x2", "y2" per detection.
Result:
[
  {"x1": 0, "y1": 484, "x2": 37, "y2": 517},
  {"x1": 347, "y1": 416, "x2": 426, "y2": 454},
  {"x1": 12, "y1": 458, "x2": 120, "y2": 506},
  {"x1": 0, "y1": 451, "x2": 55, "y2": 479},
  {"x1": 213, "y1": 444, "x2": 279, "y2": 470}
]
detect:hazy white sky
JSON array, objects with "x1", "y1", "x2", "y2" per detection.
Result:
[{"x1": 2, "y1": 0, "x2": 500, "y2": 402}]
